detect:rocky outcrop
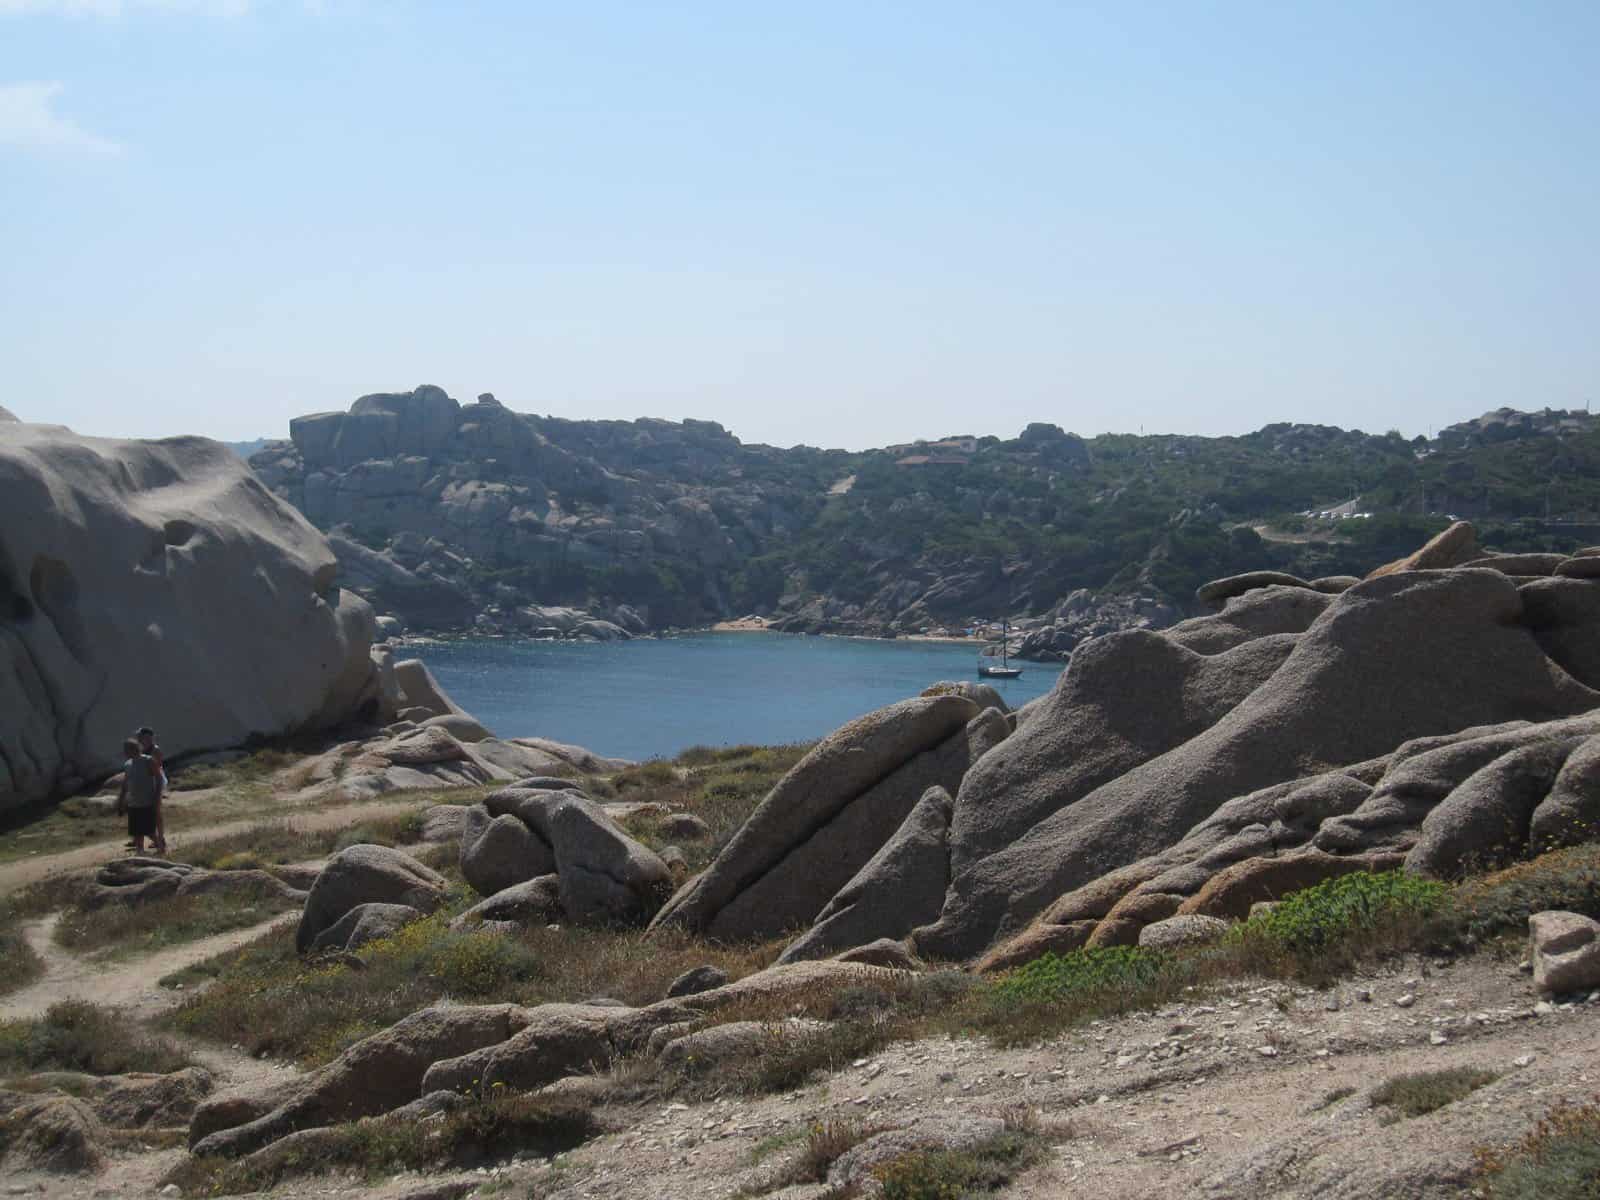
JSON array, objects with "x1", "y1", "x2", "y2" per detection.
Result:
[
  {"x1": 778, "y1": 785, "x2": 955, "y2": 963},
  {"x1": 915, "y1": 568, "x2": 1600, "y2": 960},
  {"x1": 0, "y1": 1095, "x2": 105, "y2": 1174},
  {"x1": 296, "y1": 845, "x2": 448, "y2": 952},
  {"x1": 0, "y1": 421, "x2": 381, "y2": 812},
  {"x1": 454, "y1": 785, "x2": 671, "y2": 923},
  {"x1": 650, "y1": 695, "x2": 1003, "y2": 940}
]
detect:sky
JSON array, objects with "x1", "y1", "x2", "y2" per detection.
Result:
[{"x1": 1, "y1": 2, "x2": 1596, "y2": 451}]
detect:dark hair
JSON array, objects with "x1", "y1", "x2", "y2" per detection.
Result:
[
  {"x1": 123, "y1": 738, "x2": 141, "y2": 758},
  {"x1": 136, "y1": 726, "x2": 155, "y2": 737}
]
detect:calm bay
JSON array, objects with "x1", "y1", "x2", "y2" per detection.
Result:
[{"x1": 415, "y1": 632, "x2": 1064, "y2": 761}]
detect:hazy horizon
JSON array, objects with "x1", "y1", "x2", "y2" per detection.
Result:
[{"x1": 4, "y1": 2, "x2": 1595, "y2": 451}]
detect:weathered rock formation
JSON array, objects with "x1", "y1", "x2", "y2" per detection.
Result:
[
  {"x1": 0, "y1": 420, "x2": 382, "y2": 812},
  {"x1": 650, "y1": 694, "x2": 1007, "y2": 941}
]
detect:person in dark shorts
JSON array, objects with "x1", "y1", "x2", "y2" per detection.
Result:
[
  {"x1": 136, "y1": 726, "x2": 168, "y2": 853},
  {"x1": 117, "y1": 738, "x2": 159, "y2": 853}
]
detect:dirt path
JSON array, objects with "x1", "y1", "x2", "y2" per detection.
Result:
[
  {"x1": 0, "y1": 797, "x2": 423, "y2": 897},
  {"x1": 6, "y1": 909, "x2": 297, "y2": 1021}
]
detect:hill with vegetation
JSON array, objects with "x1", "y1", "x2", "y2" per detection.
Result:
[{"x1": 246, "y1": 390, "x2": 1600, "y2": 638}]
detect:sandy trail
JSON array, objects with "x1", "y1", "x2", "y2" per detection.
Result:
[
  {"x1": 0, "y1": 797, "x2": 424, "y2": 897},
  {"x1": 6, "y1": 909, "x2": 297, "y2": 1021}
]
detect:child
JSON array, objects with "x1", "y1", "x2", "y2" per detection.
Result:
[{"x1": 116, "y1": 738, "x2": 159, "y2": 854}]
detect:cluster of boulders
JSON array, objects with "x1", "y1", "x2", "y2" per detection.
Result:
[
  {"x1": 454, "y1": 781, "x2": 672, "y2": 926},
  {"x1": 294, "y1": 778, "x2": 672, "y2": 954},
  {"x1": 631, "y1": 523, "x2": 1600, "y2": 971}
]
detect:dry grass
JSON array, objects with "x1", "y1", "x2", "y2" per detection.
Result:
[
  {"x1": 165, "y1": 1092, "x2": 600, "y2": 1195},
  {"x1": 0, "y1": 1001, "x2": 192, "y2": 1078},
  {"x1": 53, "y1": 882, "x2": 300, "y2": 960},
  {"x1": 613, "y1": 743, "x2": 813, "y2": 874},
  {"x1": 178, "y1": 810, "x2": 426, "y2": 870},
  {"x1": 0, "y1": 924, "x2": 44, "y2": 998},
  {"x1": 164, "y1": 905, "x2": 786, "y2": 1066}
]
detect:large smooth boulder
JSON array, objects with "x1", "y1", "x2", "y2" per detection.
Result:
[
  {"x1": 682, "y1": 706, "x2": 1007, "y2": 942},
  {"x1": 649, "y1": 695, "x2": 981, "y2": 936},
  {"x1": 1366, "y1": 519, "x2": 1479, "y2": 576},
  {"x1": 0, "y1": 423, "x2": 378, "y2": 812},
  {"x1": 779, "y1": 785, "x2": 956, "y2": 963},
  {"x1": 1195, "y1": 571, "x2": 1315, "y2": 609},
  {"x1": 296, "y1": 845, "x2": 447, "y2": 952},
  {"x1": 451, "y1": 875, "x2": 563, "y2": 929},
  {"x1": 308, "y1": 902, "x2": 424, "y2": 953},
  {"x1": 1519, "y1": 577, "x2": 1600, "y2": 690},
  {"x1": 1529, "y1": 910, "x2": 1600, "y2": 996},
  {"x1": 481, "y1": 787, "x2": 671, "y2": 923},
  {"x1": 945, "y1": 627, "x2": 1297, "y2": 878},
  {"x1": 918, "y1": 570, "x2": 1600, "y2": 959},
  {"x1": 459, "y1": 806, "x2": 555, "y2": 897},
  {"x1": 1405, "y1": 738, "x2": 1582, "y2": 877}
]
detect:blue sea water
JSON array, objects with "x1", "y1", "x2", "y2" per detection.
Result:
[{"x1": 414, "y1": 633, "x2": 1064, "y2": 761}]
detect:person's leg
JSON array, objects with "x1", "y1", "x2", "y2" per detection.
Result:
[{"x1": 153, "y1": 800, "x2": 167, "y2": 853}]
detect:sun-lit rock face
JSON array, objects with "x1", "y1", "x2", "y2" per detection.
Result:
[{"x1": 0, "y1": 420, "x2": 378, "y2": 811}]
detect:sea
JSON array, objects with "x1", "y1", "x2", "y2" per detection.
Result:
[{"x1": 414, "y1": 632, "x2": 1064, "y2": 762}]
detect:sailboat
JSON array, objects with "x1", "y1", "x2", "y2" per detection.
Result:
[{"x1": 977, "y1": 618, "x2": 1023, "y2": 679}]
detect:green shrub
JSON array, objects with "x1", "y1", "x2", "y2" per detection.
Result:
[
  {"x1": 1232, "y1": 870, "x2": 1448, "y2": 956},
  {"x1": 1477, "y1": 1100, "x2": 1600, "y2": 1199},
  {"x1": 1371, "y1": 1067, "x2": 1498, "y2": 1120},
  {"x1": 969, "y1": 946, "x2": 1189, "y2": 1047},
  {"x1": 0, "y1": 1002, "x2": 191, "y2": 1077},
  {"x1": 989, "y1": 946, "x2": 1170, "y2": 1005}
]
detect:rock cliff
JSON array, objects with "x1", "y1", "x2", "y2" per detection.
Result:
[{"x1": 0, "y1": 420, "x2": 381, "y2": 811}]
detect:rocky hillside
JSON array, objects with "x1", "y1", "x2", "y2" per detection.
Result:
[{"x1": 249, "y1": 388, "x2": 1600, "y2": 642}]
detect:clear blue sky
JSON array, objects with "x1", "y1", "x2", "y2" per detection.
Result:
[{"x1": 2, "y1": 1, "x2": 1595, "y2": 450}]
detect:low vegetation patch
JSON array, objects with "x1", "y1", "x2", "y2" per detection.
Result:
[
  {"x1": 1477, "y1": 1098, "x2": 1600, "y2": 1199},
  {"x1": 972, "y1": 946, "x2": 1186, "y2": 1047},
  {"x1": 54, "y1": 883, "x2": 300, "y2": 960},
  {"x1": 0, "y1": 1001, "x2": 192, "y2": 1077},
  {"x1": 1449, "y1": 843, "x2": 1600, "y2": 945},
  {"x1": 166, "y1": 906, "x2": 784, "y2": 1066},
  {"x1": 167, "y1": 747, "x2": 299, "y2": 793},
  {"x1": 1229, "y1": 870, "x2": 1450, "y2": 981},
  {"x1": 178, "y1": 810, "x2": 426, "y2": 870},
  {"x1": 0, "y1": 924, "x2": 44, "y2": 997},
  {"x1": 167, "y1": 1093, "x2": 600, "y2": 1195},
  {"x1": 1371, "y1": 1067, "x2": 1498, "y2": 1120},
  {"x1": 870, "y1": 1130, "x2": 1047, "y2": 1200}
]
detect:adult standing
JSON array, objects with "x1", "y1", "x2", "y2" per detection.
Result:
[
  {"x1": 136, "y1": 726, "x2": 168, "y2": 854},
  {"x1": 116, "y1": 738, "x2": 159, "y2": 853}
]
